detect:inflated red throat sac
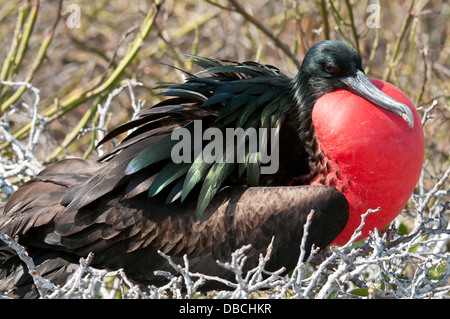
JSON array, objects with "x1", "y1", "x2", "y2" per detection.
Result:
[{"x1": 311, "y1": 79, "x2": 424, "y2": 245}]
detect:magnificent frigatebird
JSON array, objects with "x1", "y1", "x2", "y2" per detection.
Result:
[{"x1": 0, "y1": 40, "x2": 424, "y2": 298}]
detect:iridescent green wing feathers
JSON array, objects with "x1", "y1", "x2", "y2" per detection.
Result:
[{"x1": 105, "y1": 55, "x2": 297, "y2": 219}]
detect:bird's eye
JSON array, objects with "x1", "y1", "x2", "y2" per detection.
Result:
[{"x1": 324, "y1": 62, "x2": 340, "y2": 74}]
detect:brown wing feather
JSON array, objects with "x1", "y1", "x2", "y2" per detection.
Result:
[{"x1": 1, "y1": 157, "x2": 348, "y2": 294}]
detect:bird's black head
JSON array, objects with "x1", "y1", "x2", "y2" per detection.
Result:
[
  {"x1": 300, "y1": 40, "x2": 363, "y2": 93},
  {"x1": 294, "y1": 40, "x2": 414, "y2": 130}
]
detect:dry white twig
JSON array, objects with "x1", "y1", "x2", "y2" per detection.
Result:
[{"x1": 0, "y1": 80, "x2": 45, "y2": 197}]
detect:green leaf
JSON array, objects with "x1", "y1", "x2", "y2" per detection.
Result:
[
  {"x1": 2, "y1": 150, "x2": 13, "y2": 158},
  {"x1": 350, "y1": 288, "x2": 369, "y2": 297}
]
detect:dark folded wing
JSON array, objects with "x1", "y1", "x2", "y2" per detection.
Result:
[
  {"x1": 74, "y1": 55, "x2": 298, "y2": 219},
  {"x1": 1, "y1": 160, "x2": 349, "y2": 287}
]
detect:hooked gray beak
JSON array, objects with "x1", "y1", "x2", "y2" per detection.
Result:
[{"x1": 340, "y1": 69, "x2": 414, "y2": 131}]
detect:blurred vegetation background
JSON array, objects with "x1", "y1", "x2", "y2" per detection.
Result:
[{"x1": 0, "y1": 0, "x2": 448, "y2": 205}]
